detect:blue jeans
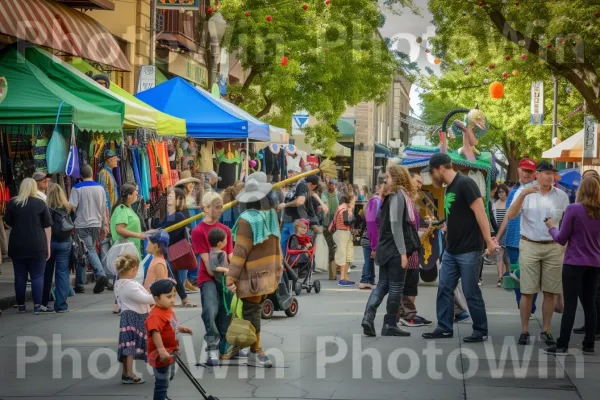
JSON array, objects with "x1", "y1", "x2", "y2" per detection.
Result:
[
  {"x1": 153, "y1": 364, "x2": 173, "y2": 400},
  {"x1": 13, "y1": 258, "x2": 46, "y2": 306},
  {"x1": 75, "y1": 228, "x2": 106, "y2": 289},
  {"x1": 200, "y1": 280, "x2": 229, "y2": 354},
  {"x1": 280, "y1": 222, "x2": 295, "y2": 257},
  {"x1": 360, "y1": 246, "x2": 375, "y2": 284},
  {"x1": 173, "y1": 269, "x2": 188, "y2": 301},
  {"x1": 43, "y1": 241, "x2": 72, "y2": 311},
  {"x1": 506, "y1": 246, "x2": 537, "y2": 314},
  {"x1": 437, "y1": 250, "x2": 488, "y2": 335}
]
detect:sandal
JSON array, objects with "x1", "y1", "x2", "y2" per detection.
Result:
[
  {"x1": 182, "y1": 302, "x2": 198, "y2": 308},
  {"x1": 121, "y1": 374, "x2": 145, "y2": 384}
]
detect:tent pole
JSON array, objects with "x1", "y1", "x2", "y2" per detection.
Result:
[{"x1": 245, "y1": 137, "x2": 249, "y2": 181}]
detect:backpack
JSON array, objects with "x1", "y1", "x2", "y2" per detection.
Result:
[
  {"x1": 327, "y1": 208, "x2": 341, "y2": 234},
  {"x1": 50, "y1": 208, "x2": 74, "y2": 241}
]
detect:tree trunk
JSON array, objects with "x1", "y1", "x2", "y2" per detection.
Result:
[
  {"x1": 487, "y1": 8, "x2": 600, "y2": 120},
  {"x1": 255, "y1": 95, "x2": 273, "y2": 118}
]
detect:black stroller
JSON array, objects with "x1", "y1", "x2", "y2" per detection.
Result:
[
  {"x1": 261, "y1": 260, "x2": 299, "y2": 319},
  {"x1": 285, "y1": 235, "x2": 321, "y2": 296}
]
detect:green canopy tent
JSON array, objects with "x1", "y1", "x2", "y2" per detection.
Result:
[{"x1": 0, "y1": 47, "x2": 123, "y2": 133}]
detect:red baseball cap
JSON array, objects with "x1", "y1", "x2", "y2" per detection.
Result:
[{"x1": 518, "y1": 158, "x2": 536, "y2": 171}]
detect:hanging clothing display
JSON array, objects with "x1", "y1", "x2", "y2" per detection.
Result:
[
  {"x1": 215, "y1": 142, "x2": 241, "y2": 189},
  {"x1": 199, "y1": 141, "x2": 215, "y2": 172},
  {"x1": 305, "y1": 155, "x2": 319, "y2": 171}
]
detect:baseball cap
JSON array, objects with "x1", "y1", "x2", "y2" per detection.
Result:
[
  {"x1": 518, "y1": 158, "x2": 536, "y2": 171},
  {"x1": 536, "y1": 160, "x2": 557, "y2": 172},
  {"x1": 305, "y1": 175, "x2": 319, "y2": 185},
  {"x1": 104, "y1": 149, "x2": 119, "y2": 161},
  {"x1": 32, "y1": 171, "x2": 50, "y2": 181},
  {"x1": 205, "y1": 171, "x2": 222, "y2": 181},
  {"x1": 423, "y1": 152, "x2": 452, "y2": 172}
]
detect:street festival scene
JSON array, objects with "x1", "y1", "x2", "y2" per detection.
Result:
[{"x1": 1, "y1": 0, "x2": 600, "y2": 399}]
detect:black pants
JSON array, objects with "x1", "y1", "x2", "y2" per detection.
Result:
[
  {"x1": 578, "y1": 284, "x2": 600, "y2": 332},
  {"x1": 557, "y1": 264, "x2": 600, "y2": 349},
  {"x1": 363, "y1": 255, "x2": 406, "y2": 322}
]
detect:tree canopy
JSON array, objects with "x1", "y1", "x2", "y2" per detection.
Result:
[{"x1": 217, "y1": 0, "x2": 406, "y2": 155}]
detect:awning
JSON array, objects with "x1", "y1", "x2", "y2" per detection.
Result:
[
  {"x1": 542, "y1": 129, "x2": 583, "y2": 162},
  {"x1": 337, "y1": 118, "x2": 355, "y2": 138},
  {"x1": 135, "y1": 77, "x2": 250, "y2": 140},
  {"x1": 0, "y1": 46, "x2": 122, "y2": 133},
  {"x1": 0, "y1": 0, "x2": 130, "y2": 71},
  {"x1": 375, "y1": 143, "x2": 392, "y2": 158},
  {"x1": 293, "y1": 134, "x2": 352, "y2": 157},
  {"x1": 269, "y1": 126, "x2": 289, "y2": 144},
  {"x1": 66, "y1": 57, "x2": 186, "y2": 136},
  {"x1": 57, "y1": 0, "x2": 115, "y2": 10}
]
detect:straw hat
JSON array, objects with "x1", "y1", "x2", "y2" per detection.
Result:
[{"x1": 175, "y1": 170, "x2": 201, "y2": 187}]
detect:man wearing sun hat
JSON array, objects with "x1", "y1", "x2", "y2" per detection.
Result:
[{"x1": 97, "y1": 150, "x2": 119, "y2": 213}]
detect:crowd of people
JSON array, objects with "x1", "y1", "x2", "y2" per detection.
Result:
[{"x1": 1, "y1": 146, "x2": 600, "y2": 397}]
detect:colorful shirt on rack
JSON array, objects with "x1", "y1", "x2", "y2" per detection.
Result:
[{"x1": 97, "y1": 165, "x2": 117, "y2": 213}]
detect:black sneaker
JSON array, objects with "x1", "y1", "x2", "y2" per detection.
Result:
[
  {"x1": 422, "y1": 329, "x2": 453, "y2": 339},
  {"x1": 74, "y1": 287, "x2": 85, "y2": 294},
  {"x1": 464, "y1": 334, "x2": 488, "y2": 343},
  {"x1": 93, "y1": 276, "x2": 108, "y2": 294},
  {"x1": 573, "y1": 325, "x2": 585, "y2": 334},
  {"x1": 518, "y1": 332, "x2": 530, "y2": 345},
  {"x1": 414, "y1": 315, "x2": 433, "y2": 326},
  {"x1": 582, "y1": 347, "x2": 595, "y2": 355},
  {"x1": 540, "y1": 332, "x2": 556, "y2": 346},
  {"x1": 543, "y1": 345, "x2": 568, "y2": 355}
]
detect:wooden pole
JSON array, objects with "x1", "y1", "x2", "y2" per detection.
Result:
[{"x1": 162, "y1": 169, "x2": 321, "y2": 233}]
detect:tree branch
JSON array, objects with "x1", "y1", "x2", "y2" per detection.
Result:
[
  {"x1": 242, "y1": 68, "x2": 259, "y2": 92},
  {"x1": 486, "y1": 7, "x2": 600, "y2": 119},
  {"x1": 255, "y1": 94, "x2": 272, "y2": 118}
]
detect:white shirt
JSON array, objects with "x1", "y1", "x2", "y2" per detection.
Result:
[
  {"x1": 519, "y1": 186, "x2": 569, "y2": 241},
  {"x1": 37, "y1": 191, "x2": 47, "y2": 201},
  {"x1": 114, "y1": 279, "x2": 154, "y2": 314}
]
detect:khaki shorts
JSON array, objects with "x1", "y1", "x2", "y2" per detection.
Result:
[
  {"x1": 519, "y1": 240, "x2": 564, "y2": 294},
  {"x1": 333, "y1": 230, "x2": 354, "y2": 265}
]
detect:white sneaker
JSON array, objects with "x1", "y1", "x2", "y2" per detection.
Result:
[
  {"x1": 530, "y1": 313, "x2": 535, "y2": 320},
  {"x1": 247, "y1": 351, "x2": 273, "y2": 368},
  {"x1": 206, "y1": 350, "x2": 219, "y2": 366}
]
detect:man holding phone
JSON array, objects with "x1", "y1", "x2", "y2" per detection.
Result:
[{"x1": 506, "y1": 160, "x2": 569, "y2": 346}]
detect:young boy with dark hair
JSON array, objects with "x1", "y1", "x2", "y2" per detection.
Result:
[{"x1": 146, "y1": 279, "x2": 193, "y2": 400}]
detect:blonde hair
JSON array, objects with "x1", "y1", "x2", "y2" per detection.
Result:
[
  {"x1": 294, "y1": 219, "x2": 308, "y2": 232},
  {"x1": 387, "y1": 165, "x2": 418, "y2": 201},
  {"x1": 115, "y1": 254, "x2": 140, "y2": 275},
  {"x1": 14, "y1": 178, "x2": 39, "y2": 206},
  {"x1": 202, "y1": 191, "x2": 222, "y2": 208},
  {"x1": 46, "y1": 183, "x2": 73, "y2": 212}
]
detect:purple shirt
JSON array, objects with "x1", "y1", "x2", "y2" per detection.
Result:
[
  {"x1": 549, "y1": 203, "x2": 600, "y2": 267},
  {"x1": 365, "y1": 196, "x2": 382, "y2": 251}
]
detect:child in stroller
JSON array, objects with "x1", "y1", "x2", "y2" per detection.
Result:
[{"x1": 286, "y1": 219, "x2": 321, "y2": 295}]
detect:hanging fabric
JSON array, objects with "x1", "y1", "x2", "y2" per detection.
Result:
[
  {"x1": 65, "y1": 126, "x2": 80, "y2": 178},
  {"x1": 46, "y1": 102, "x2": 69, "y2": 174}
]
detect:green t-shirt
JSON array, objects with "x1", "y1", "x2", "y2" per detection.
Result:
[{"x1": 110, "y1": 205, "x2": 142, "y2": 255}]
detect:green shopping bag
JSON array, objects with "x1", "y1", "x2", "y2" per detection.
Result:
[{"x1": 222, "y1": 276, "x2": 243, "y2": 318}]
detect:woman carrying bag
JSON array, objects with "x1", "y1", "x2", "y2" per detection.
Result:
[{"x1": 226, "y1": 172, "x2": 283, "y2": 368}]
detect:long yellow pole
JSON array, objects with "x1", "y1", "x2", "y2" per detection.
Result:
[{"x1": 162, "y1": 169, "x2": 321, "y2": 233}]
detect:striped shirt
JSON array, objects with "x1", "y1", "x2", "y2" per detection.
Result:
[
  {"x1": 334, "y1": 204, "x2": 354, "y2": 231},
  {"x1": 494, "y1": 203, "x2": 507, "y2": 228}
]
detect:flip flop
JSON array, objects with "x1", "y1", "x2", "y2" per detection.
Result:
[{"x1": 182, "y1": 302, "x2": 198, "y2": 308}]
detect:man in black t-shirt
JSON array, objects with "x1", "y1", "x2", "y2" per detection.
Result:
[{"x1": 422, "y1": 153, "x2": 498, "y2": 343}]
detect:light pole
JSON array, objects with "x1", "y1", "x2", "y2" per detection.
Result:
[{"x1": 208, "y1": 12, "x2": 227, "y2": 90}]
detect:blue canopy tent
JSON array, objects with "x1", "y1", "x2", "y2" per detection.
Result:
[
  {"x1": 135, "y1": 77, "x2": 267, "y2": 140},
  {"x1": 557, "y1": 168, "x2": 581, "y2": 189}
]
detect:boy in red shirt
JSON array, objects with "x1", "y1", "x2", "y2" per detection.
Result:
[
  {"x1": 191, "y1": 192, "x2": 236, "y2": 366},
  {"x1": 146, "y1": 279, "x2": 193, "y2": 400}
]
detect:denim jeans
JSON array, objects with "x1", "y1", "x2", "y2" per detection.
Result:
[
  {"x1": 153, "y1": 364, "x2": 173, "y2": 400},
  {"x1": 200, "y1": 280, "x2": 229, "y2": 354},
  {"x1": 75, "y1": 228, "x2": 106, "y2": 289},
  {"x1": 187, "y1": 264, "x2": 198, "y2": 284},
  {"x1": 13, "y1": 258, "x2": 46, "y2": 306},
  {"x1": 360, "y1": 246, "x2": 375, "y2": 284},
  {"x1": 173, "y1": 269, "x2": 188, "y2": 301},
  {"x1": 363, "y1": 255, "x2": 406, "y2": 321},
  {"x1": 42, "y1": 240, "x2": 72, "y2": 311},
  {"x1": 280, "y1": 222, "x2": 295, "y2": 257},
  {"x1": 437, "y1": 250, "x2": 488, "y2": 335},
  {"x1": 506, "y1": 246, "x2": 537, "y2": 314}
]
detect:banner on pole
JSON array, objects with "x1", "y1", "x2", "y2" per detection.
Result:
[
  {"x1": 530, "y1": 81, "x2": 544, "y2": 125},
  {"x1": 136, "y1": 65, "x2": 156, "y2": 94},
  {"x1": 584, "y1": 116, "x2": 598, "y2": 159},
  {"x1": 292, "y1": 111, "x2": 310, "y2": 135}
]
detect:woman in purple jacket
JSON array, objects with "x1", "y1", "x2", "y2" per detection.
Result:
[
  {"x1": 358, "y1": 184, "x2": 383, "y2": 289},
  {"x1": 543, "y1": 176, "x2": 600, "y2": 355}
]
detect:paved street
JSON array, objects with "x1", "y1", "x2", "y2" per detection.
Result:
[{"x1": 0, "y1": 249, "x2": 599, "y2": 400}]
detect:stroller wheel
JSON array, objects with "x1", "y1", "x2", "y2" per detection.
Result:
[
  {"x1": 313, "y1": 280, "x2": 321, "y2": 294},
  {"x1": 285, "y1": 298, "x2": 299, "y2": 317},
  {"x1": 294, "y1": 281, "x2": 303, "y2": 296},
  {"x1": 306, "y1": 285, "x2": 312, "y2": 294},
  {"x1": 261, "y1": 299, "x2": 274, "y2": 319}
]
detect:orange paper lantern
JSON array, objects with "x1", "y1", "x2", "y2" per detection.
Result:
[
  {"x1": 489, "y1": 81, "x2": 504, "y2": 99},
  {"x1": 434, "y1": 58, "x2": 441, "y2": 65}
]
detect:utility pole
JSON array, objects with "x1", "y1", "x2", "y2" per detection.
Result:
[
  {"x1": 149, "y1": 0, "x2": 156, "y2": 65},
  {"x1": 552, "y1": 73, "x2": 558, "y2": 166}
]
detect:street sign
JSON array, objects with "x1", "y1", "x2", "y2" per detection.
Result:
[
  {"x1": 156, "y1": 0, "x2": 200, "y2": 10},
  {"x1": 137, "y1": 65, "x2": 156, "y2": 94},
  {"x1": 292, "y1": 111, "x2": 310, "y2": 135},
  {"x1": 530, "y1": 81, "x2": 544, "y2": 125},
  {"x1": 583, "y1": 116, "x2": 598, "y2": 159}
]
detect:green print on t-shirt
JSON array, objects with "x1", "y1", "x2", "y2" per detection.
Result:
[{"x1": 444, "y1": 192, "x2": 456, "y2": 216}]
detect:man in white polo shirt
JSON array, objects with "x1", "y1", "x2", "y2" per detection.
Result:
[{"x1": 506, "y1": 160, "x2": 569, "y2": 346}]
